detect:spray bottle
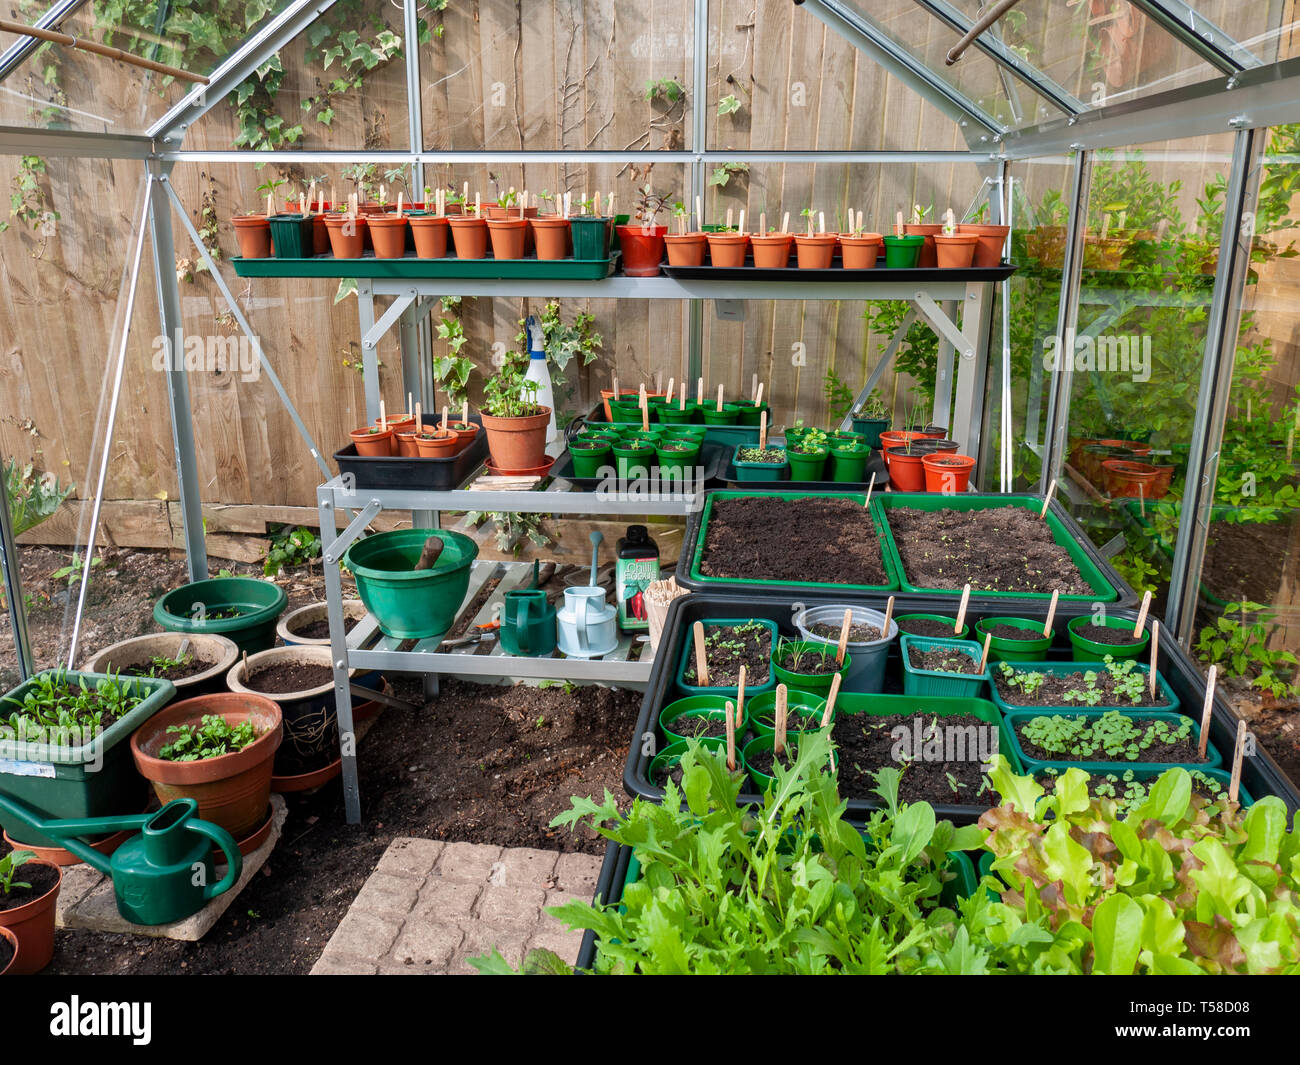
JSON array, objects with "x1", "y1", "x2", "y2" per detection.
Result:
[{"x1": 523, "y1": 314, "x2": 557, "y2": 445}]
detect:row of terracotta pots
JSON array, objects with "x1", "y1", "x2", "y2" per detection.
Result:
[
  {"x1": 880, "y1": 428, "x2": 978, "y2": 493},
  {"x1": 1070, "y1": 437, "x2": 1175, "y2": 499},
  {"x1": 350, "y1": 413, "x2": 480, "y2": 458}
]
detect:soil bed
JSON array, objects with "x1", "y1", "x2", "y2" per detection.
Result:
[
  {"x1": 699, "y1": 496, "x2": 888, "y2": 586},
  {"x1": 291, "y1": 616, "x2": 358, "y2": 641},
  {"x1": 993, "y1": 666, "x2": 1170, "y2": 708},
  {"x1": 909, "y1": 648, "x2": 980, "y2": 675},
  {"x1": 682, "y1": 622, "x2": 772, "y2": 687},
  {"x1": 1071, "y1": 623, "x2": 1143, "y2": 646},
  {"x1": 246, "y1": 662, "x2": 335, "y2": 694},
  {"x1": 807, "y1": 621, "x2": 881, "y2": 642},
  {"x1": 985, "y1": 623, "x2": 1047, "y2": 642},
  {"x1": 896, "y1": 617, "x2": 961, "y2": 638},
  {"x1": 0, "y1": 862, "x2": 59, "y2": 911},
  {"x1": 886, "y1": 505, "x2": 1094, "y2": 594},
  {"x1": 1015, "y1": 715, "x2": 1204, "y2": 765},
  {"x1": 832, "y1": 713, "x2": 992, "y2": 805}
]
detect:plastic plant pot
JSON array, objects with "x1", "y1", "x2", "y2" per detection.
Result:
[
  {"x1": 700, "y1": 403, "x2": 741, "y2": 426},
  {"x1": 832, "y1": 430, "x2": 866, "y2": 447},
  {"x1": 959, "y1": 223, "x2": 1009, "y2": 267},
  {"x1": 323, "y1": 213, "x2": 366, "y2": 258},
  {"x1": 793, "y1": 233, "x2": 838, "y2": 269},
  {"x1": 409, "y1": 215, "x2": 449, "y2": 258},
  {"x1": 664, "y1": 232, "x2": 708, "y2": 266},
  {"x1": 732, "y1": 444, "x2": 789, "y2": 481},
  {"x1": 1003, "y1": 709, "x2": 1219, "y2": 776},
  {"x1": 899, "y1": 635, "x2": 988, "y2": 698},
  {"x1": 883, "y1": 446, "x2": 926, "y2": 491},
  {"x1": 481, "y1": 408, "x2": 551, "y2": 471},
  {"x1": 486, "y1": 217, "x2": 529, "y2": 259},
  {"x1": 344, "y1": 529, "x2": 478, "y2": 639},
  {"x1": 838, "y1": 233, "x2": 882, "y2": 269},
  {"x1": 1067, "y1": 615, "x2": 1150, "y2": 661},
  {"x1": 851, "y1": 416, "x2": 890, "y2": 449},
  {"x1": 530, "y1": 216, "x2": 571, "y2": 260},
  {"x1": 1102, "y1": 459, "x2": 1159, "y2": 498},
  {"x1": 904, "y1": 223, "x2": 943, "y2": 267},
  {"x1": 878, "y1": 429, "x2": 926, "y2": 454},
  {"x1": 732, "y1": 401, "x2": 768, "y2": 427},
  {"x1": 882, "y1": 233, "x2": 925, "y2": 268},
  {"x1": 414, "y1": 429, "x2": 459, "y2": 458},
  {"x1": 232, "y1": 214, "x2": 272, "y2": 258},
  {"x1": 1149, "y1": 464, "x2": 1176, "y2": 499},
  {"x1": 742, "y1": 732, "x2": 803, "y2": 793},
  {"x1": 786, "y1": 444, "x2": 828, "y2": 480},
  {"x1": 647, "y1": 738, "x2": 727, "y2": 789},
  {"x1": 895, "y1": 613, "x2": 970, "y2": 640},
  {"x1": 772, "y1": 640, "x2": 851, "y2": 696},
  {"x1": 154, "y1": 577, "x2": 288, "y2": 655},
  {"x1": 932, "y1": 233, "x2": 979, "y2": 268},
  {"x1": 267, "y1": 214, "x2": 313, "y2": 258},
  {"x1": 448, "y1": 421, "x2": 479, "y2": 452},
  {"x1": 658, "y1": 402, "x2": 698, "y2": 424},
  {"x1": 447, "y1": 215, "x2": 488, "y2": 258},
  {"x1": 616, "y1": 224, "x2": 667, "y2": 276},
  {"x1": 794, "y1": 603, "x2": 897, "y2": 694},
  {"x1": 569, "y1": 439, "x2": 612, "y2": 478},
  {"x1": 655, "y1": 440, "x2": 701, "y2": 480},
  {"x1": 706, "y1": 232, "x2": 750, "y2": 268},
  {"x1": 974, "y1": 616, "x2": 1054, "y2": 662},
  {"x1": 612, "y1": 440, "x2": 655, "y2": 480},
  {"x1": 675, "y1": 618, "x2": 779, "y2": 698},
  {"x1": 367, "y1": 214, "x2": 409, "y2": 258},
  {"x1": 910, "y1": 438, "x2": 960, "y2": 456},
  {"x1": 922, "y1": 453, "x2": 976, "y2": 493},
  {"x1": 658, "y1": 695, "x2": 736, "y2": 745},
  {"x1": 608, "y1": 398, "x2": 651, "y2": 424},
  {"x1": 750, "y1": 233, "x2": 793, "y2": 268},
  {"x1": 570, "y1": 216, "x2": 613, "y2": 259},
  {"x1": 745, "y1": 688, "x2": 828, "y2": 738},
  {"x1": 829, "y1": 443, "x2": 870, "y2": 482}
]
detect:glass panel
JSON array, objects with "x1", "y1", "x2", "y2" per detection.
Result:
[
  {"x1": 421, "y1": 0, "x2": 696, "y2": 151},
  {"x1": 0, "y1": 0, "x2": 298, "y2": 134},
  {"x1": 1145, "y1": 1, "x2": 1287, "y2": 65}
]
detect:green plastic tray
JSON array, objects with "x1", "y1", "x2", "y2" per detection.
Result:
[
  {"x1": 685, "y1": 490, "x2": 900, "y2": 593},
  {"x1": 1003, "y1": 708, "x2": 1222, "y2": 775},
  {"x1": 675, "y1": 618, "x2": 778, "y2": 698},
  {"x1": 899, "y1": 635, "x2": 989, "y2": 698},
  {"x1": 1032, "y1": 765, "x2": 1253, "y2": 808},
  {"x1": 231, "y1": 252, "x2": 618, "y2": 280},
  {"x1": 875, "y1": 492, "x2": 1122, "y2": 602},
  {"x1": 988, "y1": 659, "x2": 1181, "y2": 717}
]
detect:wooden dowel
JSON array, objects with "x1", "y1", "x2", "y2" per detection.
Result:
[
  {"x1": 821, "y1": 672, "x2": 841, "y2": 729},
  {"x1": 1149, "y1": 620, "x2": 1160, "y2": 699},
  {"x1": 836, "y1": 608, "x2": 852, "y2": 665},
  {"x1": 759, "y1": 410, "x2": 768, "y2": 451},
  {"x1": 0, "y1": 16, "x2": 210, "y2": 83},
  {"x1": 693, "y1": 621, "x2": 709, "y2": 687},
  {"x1": 775, "y1": 684, "x2": 788, "y2": 757},
  {"x1": 864, "y1": 471, "x2": 876, "y2": 509},
  {"x1": 882, "y1": 595, "x2": 895, "y2": 635},
  {"x1": 1133, "y1": 590, "x2": 1152, "y2": 637},
  {"x1": 1043, "y1": 589, "x2": 1059, "y2": 637},
  {"x1": 1198, "y1": 664, "x2": 1216, "y2": 760},
  {"x1": 716, "y1": 382, "x2": 724, "y2": 413},
  {"x1": 754, "y1": 382, "x2": 764, "y2": 408},
  {"x1": 1039, "y1": 479, "x2": 1057, "y2": 519},
  {"x1": 955, "y1": 583, "x2": 971, "y2": 636},
  {"x1": 978, "y1": 631, "x2": 993, "y2": 674},
  {"x1": 725, "y1": 701, "x2": 736, "y2": 771},
  {"x1": 736, "y1": 665, "x2": 746, "y2": 730},
  {"x1": 1229, "y1": 719, "x2": 1248, "y2": 803}
]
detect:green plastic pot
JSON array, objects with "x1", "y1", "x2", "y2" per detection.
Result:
[
  {"x1": 1003, "y1": 708, "x2": 1220, "y2": 776},
  {"x1": 829, "y1": 444, "x2": 870, "y2": 482},
  {"x1": 893, "y1": 613, "x2": 970, "y2": 640},
  {"x1": 268, "y1": 213, "x2": 314, "y2": 258},
  {"x1": 612, "y1": 439, "x2": 655, "y2": 480},
  {"x1": 658, "y1": 695, "x2": 738, "y2": 745},
  {"x1": 851, "y1": 416, "x2": 890, "y2": 449},
  {"x1": 732, "y1": 444, "x2": 789, "y2": 481},
  {"x1": 569, "y1": 215, "x2": 613, "y2": 259},
  {"x1": 608, "y1": 398, "x2": 652, "y2": 424},
  {"x1": 569, "y1": 440, "x2": 612, "y2": 478},
  {"x1": 745, "y1": 688, "x2": 828, "y2": 737},
  {"x1": 701, "y1": 404, "x2": 741, "y2": 425},
  {"x1": 786, "y1": 445, "x2": 828, "y2": 480},
  {"x1": 741, "y1": 732, "x2": 802, "y2": 793},
  {"x1": 344, "y1": 529, "x2": 478, "y2": 639},
  {"x1": 771, "y1": 640, "x2": 851, "y2": 695},
  {"x1": 899, "y1": 635, "x2": 989, "y2": 697},
  {"x1": 974, "y1": 616, "x2": 1054, "y2": 662},
  {"x1": 655, "y1": 440, "x2": 701, "y2": 479},
  {"x1": 733, "y1": 401, "x2": 770, "y2": 427},
  {"x1": 648, "y1": 737, "x2": 728, "y2": 789},
  {"x1": 658, "y1": 403, "x2": 699, "y2": 424},
  {"x1": 1067, "y1": 615, "x2": 1150, "y2": 661},
  {"x1": 988, "y1": 660, "x2": 1181, "y2": 718},
  {"x1": 665, "y1": 425, "x2": 707, "y2": 441},
  {"x1": 882, "y1": 233, "x2": 926, "y2": 268},
  {"x1": 675, "y1": 618, "x2": 778, "y2": 697},
  {"x1": 154, "y1": 577, "x2": 288, "y2": 654},
  {"x1": 832, "y1": 430, "x2": 867, "y2": 447}
]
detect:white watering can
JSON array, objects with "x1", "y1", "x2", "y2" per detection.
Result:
[{"x1": 557, "y1": 531, "x2": 618, "y2": 658}]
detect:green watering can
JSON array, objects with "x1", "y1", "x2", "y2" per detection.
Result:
[{"x1": 0, "y1": 794, "x2": 242, "y2": 926}]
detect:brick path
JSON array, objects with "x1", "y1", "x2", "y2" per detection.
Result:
[{"x1": 310, "y1": 838, "x2": 602, "y2": 975}]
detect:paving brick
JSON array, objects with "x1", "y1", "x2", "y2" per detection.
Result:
[
  {"x1": 491, "y1": 847, "x2": 559, "y2": 888},
  {"x1": 377, "y1": 961, "x2": 442, "y2": 975},
  {"x1": 310, "y1": 955, "x2": 379, "y2": 976},
  {"x1": 350, "y1": 872, "x2": 420, "y2": 921},
  {"x1": 553, "y1": 851, "x2": 602, "y2": 896},
  {"x1": 322, "y1": 910, "x2": 401, "y2": 960},
  {"x1": 391, "y1": 920, "x2": 465, "y2": 968},
  {"x1": 377, "y1": 838, "x2": 445, "y2": 880},
  {"x1": 435, "y1": 841, "x2": 503, "y2": 882},
  {"x1": 476, "y1": 885, "x2": 546, "y2": 928},
  {"x1": 414, "y1": 878, "x2": 483, "y2": 920},
  {"x1": 543, "y1": 890, "x2": 589, "y2": 917},
  {"x1": 525, "y1": 928, "x2": 588, "y2": 968},
  {"x1": 450, "y1": 925, "x2": 527, "y2": 975}
]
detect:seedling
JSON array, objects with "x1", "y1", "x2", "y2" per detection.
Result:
[
  {"x1": 0, "y1": 850, "x2": 36, "y2": 895},
  {"x1": 159, "y1": 714, "x2": 260, "y2": 762}
]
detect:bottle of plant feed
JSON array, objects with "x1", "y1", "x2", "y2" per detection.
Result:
[{"x1": 615, "y1": 525, "x2": 660, "y2": 632}]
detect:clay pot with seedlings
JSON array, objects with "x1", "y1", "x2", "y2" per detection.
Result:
[
  {"x1": 793, "y1": 208, "x2": 837, "y2": 268},
  {"x1": 0, "y1": 851, "x2": 61, "y2": 973},
  {"x1": 448, "y1": 211, "x2": 489, "y2": 259},
  {"x1": 959, "y1": 222, "x2": 1010, "y2": 267},
  {"x1": 903, "y1": 214, "x2": 942, "y2": 268},
  {"x1": 324, "y1": 212, "x2": 367, "y2": 258},
  {"x1": 616, "y1": 184, "x2": 671, "y2": 276},
  {"x1": 933, "y1": 209, "x2": 979, "y2": 268},
  {"x1": 367, "y1": 212, "x2": 409, "y2": 259},
  {"x1": 839, "y1": 224, "x2": 883, "y2": 269},
  {"x1": 530, "y1": 215, "x2": 571, "y2": 260},
  {"x1": 232, "y1": 214, "x2": 272, "y2": 258},
  {"x1": 409, "y1": 215, "x2": 449, "y2": 258},
  {"x1": 486, "y1": 216, "x2": 529, "y2": 259},
  {"x1": 664, "y1": 201, "x2": 707, "y2": 266},
  {"x1": 705, "y1": 211, "x2": 751, "y2": 267},
  {"x1": 481, "y1": 349, "x2": 551, "y2": 470},
  {"x1": 85, "y1": 632, "x2": 239, "y2": 701},
  {"x1": 350, "y1": 423, "x2": 395, "y2": 457}
]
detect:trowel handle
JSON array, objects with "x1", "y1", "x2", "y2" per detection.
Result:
[{"x1": 187, "y1": 819, "x2": 243, "y2": 899}]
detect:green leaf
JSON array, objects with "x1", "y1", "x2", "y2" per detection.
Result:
[
  {"x1": 1092, "y1": 894, "x2": 1142, "y2": 974},
  {"x1": 890, "y1": 802, "x2": 936, "y2": 866}
]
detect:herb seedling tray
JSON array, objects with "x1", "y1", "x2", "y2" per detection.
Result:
[
  {"x1": 1002, "y1": 708, "x2": 1221, "y2": 775},
  {"x1": 675, "y1": 618, "x2": 778, "y2": 698},
  {"x1": 232, "y1": 251, "x2": 619, "y2": 280},
  {"x1": 875, "y1": 492, "x2": 1128, "y2": 604},
  {"x1": 988, "y1": 659, "x2": 1181, "y2": 717}
]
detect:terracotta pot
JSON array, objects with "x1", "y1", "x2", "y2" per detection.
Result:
[
  {"x1": 414, "y1": 428, "x2": 459, "y2": 458},
  {"x1": 232, "y1": 215, "x2": 271, "y2": 258},
  {"x1": 368, "y1": 214, "x2": 409, "y2": 259},
  {"x1": 879, "y1": 430, "x2": 927, "y2": 459},
  {"x1": 481, "y1": 407, "x2": 552, "y2": 470},
  {"x1": 3, "y1": 825, "x2": 131, "y2": 868},
  {"x1": 706, "y1": 232, "x2": 750, "y2": 268},
  {"x1": 665, "y1": 232, "x2": 708, "y2": 267},
  {"x1": 933, "y1": 233, "x2": 979, "y2": 269},
  {"x1": 409, "y1": 216, "x2": 449, "y2": 259},
  {"x1": 922, "y1": 452, "x2": 976, "y2": 493},
  {"x1": 448, "y1": 216, "x2": 489, "y2": 259},
  {"x1": 1149, "y1": 464, "x2": 1176, "y2": 500},
  {"x1": 0, "y1": 859, "x2": 60, "y2": 974},
  {"x1": 904, "y1": 223, "x2": 943, "y2": 267},
  {"x1": 394, "y1": 424, "x2": 423, "y2": 457},
  {"x1": 1102, "y1": 459, "x2": 1159, "y2": 498},
  {"x1": 131, "y1": 693, "x2": 282, "y2": 840},
  {"x1": 615, "y1": 224, "x2": 667, "y2": 276},
  {"x1": 793, "y1": 233, "x2": 838, "y2": 269},
  {"x1": 530, "y1": 216, "x2": 571, "y2": 260},
  {"x1": 839, "y1": 233, "x2": 882, "y2": 269},
  {"x1": 272, "y1": 757, "x2": 341, "y2": 794},
  {"x1": 448, "y1": 421, "x2": 480, "y2": 452},
  {"x1": 0, "y1": 926, "x2": 16, "y2": 976},
  {"x1": 1026, "y1": 225, "x2": 1067, "y2": 267},
  {"x1": 1098, "y1": 437, "x2": 1152, "y2": 457},
  {"x1": 750, "y1": 233, "x2": 793, "y2": 269},
  {"x1": 884, "y1": 447, "x2": 927, "y2": 491},
  {"x1": 959, "y1": 223, "x2": 1009, "y2": 267},
  {"x1": 485, "y1": 455, "x2": 557, "y2": 478},
  {"x1": 324, "y1": 214, "x2": 367, "y2": 259},
  {"x1": 84, "y1": 631, "x2": 239, "y2": 702},
  {"x1": 351, "y1": 425, "x2": 395, "y2": 457},
  {"x1": 277, "y1": 599, "x2": 369, "y2": 646},
  {"x1": 486, "y1": 217, "x2": 529, "y2": 259},
  {"x1": 381, "y1": 413, "x2": 416, "y2": 433}
]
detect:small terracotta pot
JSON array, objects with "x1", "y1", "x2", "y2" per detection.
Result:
[
  {"x1": 1102, "y1": 459, "x2": 1159, "y2": 498},
  {"x1": 448, "y1": 420, "x2": 480, "y2": 452},
  {"x1": 665, "y1": 232, "x2": 708, "y2": 267},
  {"x1": 409, "y1": 216, "x2": 449, "y2": 259},
  {"x1": 486, "y1": 217, "x2": 529, "y2": 259},
  {"x1": 750, "y1": 233, "x2": 793, "y2": 269},
  {"x1": 368, "y1": 214, "x2": 409, "y2": 259},
  {"x1": 0, "y1": 859, "x2": 60, "y2": 974},
  {"x1": 448, "y1": 215, "x2": 488, "y2": 259},
  {"x1": 922, "y1": 452, "x2": 976, "y2": 493},
  {"x1": 959, "y1": 223, "x2": 1009, "y2": 267},
  {"x1": 130, "y1": 692, "x2": 283, "y2": 841},
  {"x1": 884, "y1": 447, "x2": 927, "y2": 491},
  {"x1": 1098, "y1": 437, "x2": 1152, "y2": 457},
  {"x1": 324, "y1": 214, "x2": 367, "y2": 259},
  {"x1": 232, "y1": 215, "x2": 271, "y2": 258},
  {"x1": 615, "y1": 224, "x2": 667, "y2": 276},
  {"x1": 933, "y1": 233, "x2": 979, "y2": 268},
  {"x1": 0, "y1": 926, "x2": 16, "y2": 976},
  {"x1": 706, "y1": 232, "x2": 751, "y2": 268},
  {"x1": 351, "y1": 425, "x2": 395, "y2": 457},
  {"x1": 904, "y1": 223, "x2": 943, "y2": 268},
  {"x1": 380, "y1": 413, "x2": 416, "y2": 433},
  {"x1": 1149, "y1": 464, "x2": 1176, "y2": 499},
  {"x1": 839, "y1": 232, "x2": 882, "y2": 269},
  {"x1": 531, "y1": 216, "x2": 571, "y2": 260},
  {"x1": 481, "y1": 408, "x2": 552, "y2": 470},
  {"x1": 415, "y1": 429, "x2": 459, "y2": 458},
  {"x1": 794, "y1": 233, "x2": 838, "y2": 269},
  {"x1": 394, "y1": 425, "x2": 423, "y2": 457},
  {"x1": 3, "y1": 825, "x2": 132, "y2": 868}
]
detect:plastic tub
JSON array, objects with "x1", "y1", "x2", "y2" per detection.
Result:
[
  {"x1": 1067, "y1": 615, "x2": 1150, "y2": 661},
  {"x1": 343, "y1": 529, "x2": 478, "y2": 638},
  {"x1": 153, "y1": 577, "x2": 288, "y2": 654},
  {"x1": 771, "y1": 639, "x2": 851, "y2": 695},
  {"x1": 1003, "y1": 708, "x2": 1221, "y2": 775},
  {"x1": 974, "y1": 616, "x2": 1054, "y2": 661},
  {"x1": 794, "y1": 603, "x2": 897, "y2": 693},
  {"x1": 675, "y1": 618, "x2": 778, "y2": 697},
  {"x1": 899, "y1": 635, "x2": 989, "y2": 697},
  {"x1": 988, "y1": 659, "x2": 1181, "y2": 718}
]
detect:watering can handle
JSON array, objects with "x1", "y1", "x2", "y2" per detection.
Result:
[
  {"x1": 513, "y1": 595, "x2": 531, "y2": 654},
  {"x1": 187, "y1": 819, "x2": 243, "y2": 899},
  {"x1": 574, "y1": 594, "x2": 589, "y2": 653}
]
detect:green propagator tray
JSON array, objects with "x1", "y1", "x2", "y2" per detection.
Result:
[
  {"x1": 1003, "y1": 708, "x2": 1221, "y2": 776},
  {"x1": 231, "y1": 252, "x2": 618, "y2": 280},
  {"x1": 988, "y1": 659, "x2": 1181, "y2": 717},
  {"x1": 874, "y1": 492, "x2": 1123, "y2": 603},
  {"x1": 684, "y1": 490, "x2": 900, "y2": 594}
]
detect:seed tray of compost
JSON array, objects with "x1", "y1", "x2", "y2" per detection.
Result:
[
  {"x1": 679, "y1": 491, "x2": 896, "y2": 592},
  {"x1": 992, "y1": 666, "x2": 1173, "y2": 709},
  {"x1": 1013, "y1": 715, "x2": 1206, "y2": 766},
  {"x1": 572, "y1": 407, "x2": 760, "y2": 452},
  {"x1": 333, "y1": 415, "x2": 488, "y2": 491},
  {"x1": 833, "y1": 712, "x2": 993, "y2": 806},
  {"x1": 680, "y1": 622, "x2": 772, "y2": 688},
  {"x1": 722, "y1": 449, "x2": 890, "y2": 490},
  {"x1": 551, "y1": 440, "x2": 727, "y2": 489}
]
